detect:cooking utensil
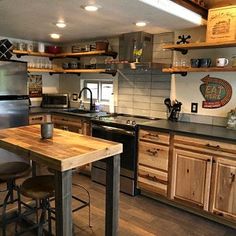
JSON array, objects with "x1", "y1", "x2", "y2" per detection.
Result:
[{"x1": 164, "y1": 98, "x2": 172, "y2": 112}]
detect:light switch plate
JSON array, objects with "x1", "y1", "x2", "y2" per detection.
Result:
[{"x1": 191, "y1": 103, "x2": 198, "y2": 113}]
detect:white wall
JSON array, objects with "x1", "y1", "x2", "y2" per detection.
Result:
[{"x1": 173, "y1": 27, "x2": 236, "y2": 118}]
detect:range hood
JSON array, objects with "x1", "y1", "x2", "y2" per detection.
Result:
[{"x1": 116, "y1": 31, "x2": 170, "y2": 70}]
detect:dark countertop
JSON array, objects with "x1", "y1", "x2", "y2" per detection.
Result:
[
  {"x1": 29, "y1": 107, "x2": 107, "y2": 119},
  {"x1": 140, "y1": 119, "x2": 236, "y2": 143}
]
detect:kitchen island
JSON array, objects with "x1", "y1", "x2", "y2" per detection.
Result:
[{"x1": 0, "y1": 125, "x2": 122, "y2": 236}]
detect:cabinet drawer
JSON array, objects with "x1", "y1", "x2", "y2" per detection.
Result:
[
  {"x1": 138, "y1": 166, "x2": 167, "y2": 197},
  {"x1": 139, "y1": 129, "x2": 170, "y2": 145},
  {"x1": 174, "y1": 135, "x2": 236, "y2": 158},
  {"x1": 139, "y1": 141, "x2": 169, "y2": 171},
  {"x1": 29, "y1": 114, "x2": 51, "y2": 125},
  {"x1": 52, "y1": 115, "x2": 82, "y2": 128},
  {"x1": 138, "y1": 165, "x2": 168, "y2": 183}
]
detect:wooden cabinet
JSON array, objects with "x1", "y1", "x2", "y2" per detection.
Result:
[
  {"x1": 172, "y1": 134, "x2": 236, "y2": 217},
  {"x1": 210, "y1": 158, "x2": 236, "y2": 221},
  {"x1": 138, "y1": 129, "x2": 170, "y2": 197},
  {"x1": 29, "y1": 114, "x2": 51, "y2": 125},
  {"x1": 52, "y1": 114, "x2": 91, "y2": 135},
  {"x1": 171, "y1": 149, "x2": 212, "y2": 210}
]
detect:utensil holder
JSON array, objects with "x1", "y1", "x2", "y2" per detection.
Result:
[{"x1": 41, "y1": 123, "x2": 54, "y2": 139}]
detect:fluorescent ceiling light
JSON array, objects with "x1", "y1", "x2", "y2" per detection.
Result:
[
  {"x1": 136, "y1": 21, "x2": 147, "y2": 27},
  {"x1": 84, "y1": 5, "x2": 99, "y2": 12},
  {"x1": 139, "y1": 0, "x2": 204, "y2": 25},
  {"x1": 56, "y1": 21, "x2": 66, "y2": 28},
  {"x1": 50, "y1": 33, "x2": 61, "y2": 39}
]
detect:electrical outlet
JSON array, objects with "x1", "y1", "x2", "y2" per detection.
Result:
[{"x1": 191, "y1": 103, "x2": 198, "y2": 113}]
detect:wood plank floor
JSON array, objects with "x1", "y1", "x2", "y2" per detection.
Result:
[{"x1": 0, "y1": 173, "x2": 236, "y2": 236}]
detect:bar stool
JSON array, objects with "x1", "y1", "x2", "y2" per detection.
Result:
[
  {"x1": 0, "y1": 161, "x2": 31, "y2": 236},
  {"x1": 16, "y1": 175, "x2": 55, "y2": 236},
  {"x1": 48, "y1": 168, "x2": 92, "y2": 228}
]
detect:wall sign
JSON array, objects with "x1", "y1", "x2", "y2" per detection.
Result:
[
  {"x1": 28, "y1": 74, "x2": 42, "y2": 98},
  {"x1": 200, "y1": 75, "x2": 232, "y2": 109}
]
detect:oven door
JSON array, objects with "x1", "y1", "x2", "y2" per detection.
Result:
[{"x1": 92, "y1": 124, "x2": 136, "y2": 178}]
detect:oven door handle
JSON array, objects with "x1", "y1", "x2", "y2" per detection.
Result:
[{"x1": 92, "y1": 125, "x2": 135, "y2": 136}]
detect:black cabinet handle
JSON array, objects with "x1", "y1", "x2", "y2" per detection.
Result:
[{"x1": 147, "y1": 148, "x2": 160, "y2": 156}]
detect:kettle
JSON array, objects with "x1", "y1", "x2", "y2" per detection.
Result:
[{"x1": 164, "y1": 98, "x2": 182, "y2": 121}]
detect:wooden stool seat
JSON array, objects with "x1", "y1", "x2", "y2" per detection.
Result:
[
  {"x1": 20, "y1": 175, "x2": 55, "y2": 200},
  {"x1": 0, "y1": 162, "x2": 31, "y2": 181}
]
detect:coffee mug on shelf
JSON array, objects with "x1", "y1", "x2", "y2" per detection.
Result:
[
  {"x1": 216, "y1": 58, "x2": 229, "y2": 67},
  {"x1": 190, "y1": 59, "x2": 200, "y2": 68},
  {"x1": 199, "y1": 58, "x2": 211, "y2": 68}
]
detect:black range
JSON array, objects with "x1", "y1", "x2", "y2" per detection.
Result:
[{"x1": 91, "y1": 114, "x2": 158, "y2": 196}]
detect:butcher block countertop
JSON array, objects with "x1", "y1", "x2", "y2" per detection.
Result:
[{"x1": 0, "y1": 125, "x2": 123, "y2": 171}]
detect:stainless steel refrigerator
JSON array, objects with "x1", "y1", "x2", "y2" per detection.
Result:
[{"x1": 0, "y1": 60, "x2": 29, "y2": 164}]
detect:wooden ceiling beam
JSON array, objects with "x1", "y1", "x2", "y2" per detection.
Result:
[{"x1": 170, "y1": 0, "x2": 208, "y2": 19}]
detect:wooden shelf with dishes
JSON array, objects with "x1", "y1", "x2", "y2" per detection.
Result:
[
  {"x1": 162, "y1": 40, "x2": 236, "y2": 75},
  {"x1": 15, "y1": 49, "x2": 118, "y2": 76}
]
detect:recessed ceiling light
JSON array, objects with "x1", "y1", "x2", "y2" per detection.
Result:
[
  {"x1": 56, "y1": 21, "x2": 66, "y2": 28},
  {"x1": 135, "y1": 21, "x2": 147, "y2": 27},
  {"x1": 50, "y1": 33, "x2": 61, "y2": 39},
  {"x1": 82, "y1": 4, "x2": 100, "y2": 12}
]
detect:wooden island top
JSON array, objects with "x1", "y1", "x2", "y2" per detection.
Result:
[
  {"x1": 0, "y1": 125, "x2": 122, "y2": 171},
  {"x1": 0, "y1": 125, "x2": 122, "y2": 235}
]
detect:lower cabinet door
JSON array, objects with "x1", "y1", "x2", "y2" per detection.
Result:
[
  {"x1": 210, "y1": 158, "x2": 236, "y2": 221},
  {"x1": 171, "y1": 149, "x2": 212, "y2": 210}
]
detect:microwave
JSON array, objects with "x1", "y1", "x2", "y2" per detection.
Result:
[{"x1": 41, "y1": 93, "x2": 69, "y2": 108}]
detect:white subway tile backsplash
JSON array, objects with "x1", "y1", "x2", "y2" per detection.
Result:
[
  {"x1": 119, "y1": 87, "x2": 134, "y2": 95},
  {"x1": 150, "y1": 97, "x2": 165, "y2": 103},
  {"x1": 150, "y1": 103, "x2": 166, "y2": 111},
  {"x1": 117, "y1": 107, "x2": 133, "y2": 115},
  {"x1": 133, "y1": 102, "x2": 150, "y2": 110},
  {"x1": 118, "y1": 94, "x2": 133, "y2": 101},
  {"x1": 134, "y1": 82, "x2": 151, "y2": 89},
  {"x1": 118, "y1": 101, "x2": 133, "y2": 108},
  {"x1": 134, "y1": 95, "x2": 151, "y2": 103},
  {"x1": 150, "y1": 111, "x2": 167, "y2": 119},
  {"x1": 153, "y1": 32, "x2": 174, "y2": 44},
  {"x1": 151, "y1": 82, "x2": 171, "y2": 89},
  {"x1": 151, "y1": 89, "x2": 170, "y2": 97},
  {"x1": 133, "y1": 109, "x2": 151, "y2": 117},
  {"x1": 133, "y1": 88, "x2": 150, "y2": 95}
]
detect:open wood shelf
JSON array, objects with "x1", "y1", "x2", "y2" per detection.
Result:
[
  {"x1": 13, "y1": 49, "x2": 118, "y2": 59},
  {"x1": 163, "y1": 41, "x2": 236, "y2": 51},
  {"x1": 162, "y1": 67, "x2": 236, "y2": 73},
  {"x1": 54, "y1": 50, "x2": 118, "y2": 59},
  {"x1": 28, "y1": 68, "x2": 56, "y2": 73},
  {"x1": 13, "y1": 50, "x2": 56, "y2": 58},
  {"x1": 27, "y1": 68, "x2": 117, "y2": 76}
]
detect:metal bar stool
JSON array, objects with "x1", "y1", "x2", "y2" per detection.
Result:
[
  {"x1": 16, "y1": 175, "x2": 55, "y2": 236},
  {"x1": 0, "y1": 161, "x2": 31, "y2": 236},
  {"x1": 48, "y1": 168, "x2": 92, "y2": 228}
]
